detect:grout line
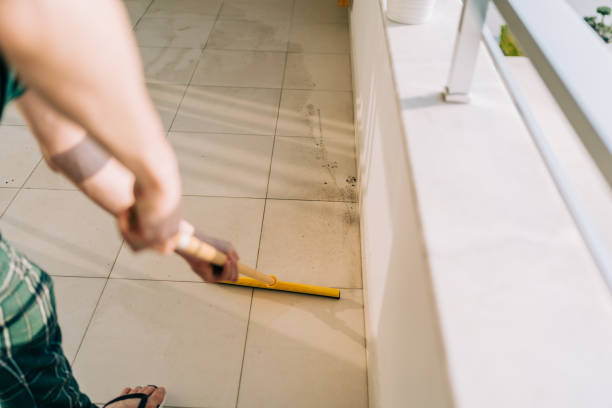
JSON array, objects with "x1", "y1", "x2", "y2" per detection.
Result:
[
  {"x1": 20, "y1": 158, "x2": 44, "y2": 189},
  {"x1": 21, "y1": 186, "x2": 78, "y2": 192},
  {"x1": 47, "y1": 274, "x2": 113, "y2": 280},
  {"x1": 232, "y1": 285, "x2": 254, "y2": 408},
  {"x1": 136, "y1": 46, "x2": 350, "y2": 56},
  {"x1": 1, "y1": 156, "x2": 45, "y2": 218},
  {"x1": 2, "y1": 188, "x2": 358, "y2": 204},
  {"x1": 202, "y1": 49, "x2": 288, "y2": 55},
  {"x1": 204, "y1": 47, "x2": 351, "y2": 56},
  {"x1": 233, "y1": 1, "x2": 296, "y2": 406},
  {"x1": 253, "y1": 5, "x2": 294, "y2": 267},
  {"x1": 215, "y1": 17, "x2": 293, "y2": 24},
  {"x1": 172, "y1": 83, "x2": 352, "y2": 92},
  {"x1": 136, "y1": 15, "x2": 218, "y2": 21},
  {"x1": 168, "y1": 129, "x2": 276, "y2": 137},
  {"x1": 213, "y1": 17, "x2": 349, "y2": 26},
  {"x1": 132, "y1": 0, "x2": 155, "y2": 29},
  {"x1": 70, "y1": 240, "x2": 126, "y2": 365},
  {"x1": 286, "y1": 50, "x2": 351, "y2": 56},
  {"x1": 167, "y1": 128, "x2": 356, "y2": 137},
  {"x1": 181, "y1": 195, "x2": 359, "y2": 203},
  {"x1": 0, "y1": 188, "x2": 21, "y2": 218},
  {"x1": 164, "y1": 56, "x2": 204, "y2": 133},
  {"x1": 163, "y1": 0, "x2": 224, "y2": 133},
  {"x1": 47, "y1": 273, "x2": 364, "y2": 289}
]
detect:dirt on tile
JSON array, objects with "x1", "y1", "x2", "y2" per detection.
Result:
[{"x1": 308, "y1": 106, "x2": 359, "y2": 202}]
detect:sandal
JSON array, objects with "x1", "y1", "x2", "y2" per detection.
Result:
[{"x1": 103, "y1": 386, "x2": 165, "y2": 408}]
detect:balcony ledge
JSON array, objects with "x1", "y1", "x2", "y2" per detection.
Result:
[{"x1": 349, "y1": 0, "x2": 612, "y2": 407}]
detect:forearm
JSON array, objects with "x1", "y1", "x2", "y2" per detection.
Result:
[
  {"x1": 79, "y1": 165, "x2": 134, "y2": 216},
  {"x1": 56, "y1": 144, "x2": 135, "y2": 217},
  {"x1": 17, "y1": 90, "x2": 135, "y2": 216},
  {"x1": 46, "y1": 137, "x2": 135, "y2": 217},
  {"x1": 0, "y1": 0, "x2": 180, "y2": 200}
]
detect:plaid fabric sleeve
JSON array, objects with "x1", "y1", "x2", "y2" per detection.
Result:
[
  {"x1": 0, "y1": 236, "x2": 95, "y2": 408},
  {"x1": 0, "y1": 237, "x2": 55, "y2": 358},
  {"x1": 0, "y1": 52, "x2": 27, "y2": 120}
]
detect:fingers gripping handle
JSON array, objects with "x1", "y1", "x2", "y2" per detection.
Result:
[
  {"x1": 177, "y1": 233, "x2": 227, "y2": 264},
  {"x1": 177, "y1": 233, "x2": 277, "y2": 286}
]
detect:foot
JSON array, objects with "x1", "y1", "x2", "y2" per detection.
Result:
[{"x1": 104, "y1": 385, "x2": 166, "y2": 408}]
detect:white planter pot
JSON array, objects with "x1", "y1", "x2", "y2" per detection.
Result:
[{"x1": 387, "y1": 0, "x2": 437, "y2": 24}]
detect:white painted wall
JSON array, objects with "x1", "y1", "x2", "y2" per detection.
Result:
[
  {"x1": 350, "y1": 0, "x2": 612, "y2": 407},
  {"x1": 349, "y1": 1, "x2": 454, "y2": 407}
]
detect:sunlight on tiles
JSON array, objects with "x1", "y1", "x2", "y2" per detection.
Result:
[{"x1": 0, "y1": 1, "x2": 366, "y2": 407}]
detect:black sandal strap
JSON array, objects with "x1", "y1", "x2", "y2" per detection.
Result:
[{"x1": 103, "y1": 392, "x2": 149, "y2": 408}]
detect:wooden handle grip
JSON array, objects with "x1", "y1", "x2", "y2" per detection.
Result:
[
  {"x1": 178, "y1": 235, "x2": 276, "y2": 285},
  {"x1": 236, "y1": 263, "x2": 277, "y2": 286}
]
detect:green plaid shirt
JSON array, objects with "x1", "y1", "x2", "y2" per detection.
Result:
[
  {"x1": 0, "y1": 235, "x2": 95, "y2": 407},
  {"x1": 0, "y1": 52, "x2": 27, "y2": 118},
  {"x1": 0, "y1": 57, "x2": 93, "y2": 408},
  {"x1": 0, "y1": 236, "x2": 54, "y2": 358}
]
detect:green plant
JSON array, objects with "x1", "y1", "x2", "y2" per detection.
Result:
[
  {"x1": 584, "y1": 6, "x2": 612, "y2": 43},
  {"x1": 597, "y1": 6, "x2": 611, "y2": 22},
  {"x1": 499, "y1": 25, "x2": 523, "y2": 56}
]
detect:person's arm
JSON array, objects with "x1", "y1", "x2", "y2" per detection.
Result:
[
  {"x1": 18, "y1": 90, "x2": 135, "y2": 215},
  {"x1": 17, "y1": 90, "x2": 238, "y2": 282},
  {"x1": 0, "y1": 0, "x2": 180, "y2": 251}
]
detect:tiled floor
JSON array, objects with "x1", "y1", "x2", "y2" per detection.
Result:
[{"x1": 0, "y1": 0, "x2": 366, "y2": 407}]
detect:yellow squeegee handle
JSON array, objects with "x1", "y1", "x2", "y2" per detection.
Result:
[{"x1": 177, "y1": 234, "x2": 277, "y2": 286}]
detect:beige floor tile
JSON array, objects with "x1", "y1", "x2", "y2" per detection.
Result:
[
  {"x1": 0, "y1": 101, "x2": 26, "y2": 126},
  {"x1": 276, "y1": 90, "x2": 354, "y2": 138},
  {"x1": 140, "y1": 47, "x2": 201, "y2": 84},
  {"x1": 219, "y1": 0, "x2": 294, "y2": 23},
  {"x1": 237, "y1": 289, "x2": 367, "y2": 408},
  {"x1": 0, "y1": 190, "x2": 123, "y2": 277},
  {"x1": 258, "y1": 200, "x2": 361, "y2": 287},
  {"x1": 207, "y1": 20, "x2": 290, "y2": 51},
  {"x1": 293, "y1": 0, "x2": 348, "y2": 23},
  {"x1": 25, "y1": 160, "x2": 76, "y2": 190},
  {"x1": 170, "y1": 132, "x2": 273, "y2": 197},
  {"x1": 172, "y1": 86, "x2": 280, "y2": 134},
  {"x1": 73, "y1": 279, "x2": 251, "y2": 407},
  {"x1": 192, "y1": 50, "x2": 286, "y2": 88},
  {"x1": 112, "y1": 196, "x2": 265, "y2": 280},
  {"x1": 284, "y1": 53, "x2": 352, "y2": 91},
  {"x1": 147, "y1": 83, "x2": 186, "y2": 130},
  {"x1": 53, "y1": 276, "x2": 106, "y2": 363},
  {"x1": 135, "y1": 16, "x2": 215, "y2": 48},
  {"x1": 0, "y1": 126, "x2": 41, "y2": 187},
  {"x1": 145, "y1": 0, "x2": 222, "y2": 18},
  {"x1": 123, "y1": 0, "x2": 152, "y2": 26},
  {"x1": 289, "y1": 23, "x2": 350, "y2": 53},
  {"x1": 0, "y1": 188, "x2": 18, "y2": 214},
  {"x1": 268, "y1": 136, "x2": 357, "y2": 202}
]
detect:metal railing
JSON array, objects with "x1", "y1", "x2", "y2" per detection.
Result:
[{"x1": 443, "y1": 0, "x2": 612, "y2": 290}]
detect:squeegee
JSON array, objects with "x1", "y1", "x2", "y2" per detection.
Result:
[{"x1": 176, "y1": 232, "x2": 340, "y2": 299}]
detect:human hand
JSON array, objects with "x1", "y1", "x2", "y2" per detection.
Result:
[
  {"x1": 117, "y1": 182, "x2": 182, "y2": 253},
  {"x1": 176, "y1": 225, "x2": 240, "y2": 283}
]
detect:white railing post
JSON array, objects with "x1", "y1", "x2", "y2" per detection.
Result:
[{"x1": 443, "y1": 0, "x2": 491, "y2": 103}]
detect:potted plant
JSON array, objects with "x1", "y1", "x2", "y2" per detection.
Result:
[
  {"x1": 499, "y1": 25, "x2": 523, "y2": 56},
  {"x1": 584, "y1": 6, "x2": 612, "y2": 43},
  {"x1": 387, "y1": 0, "x2": 437, "y2": 25}
]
